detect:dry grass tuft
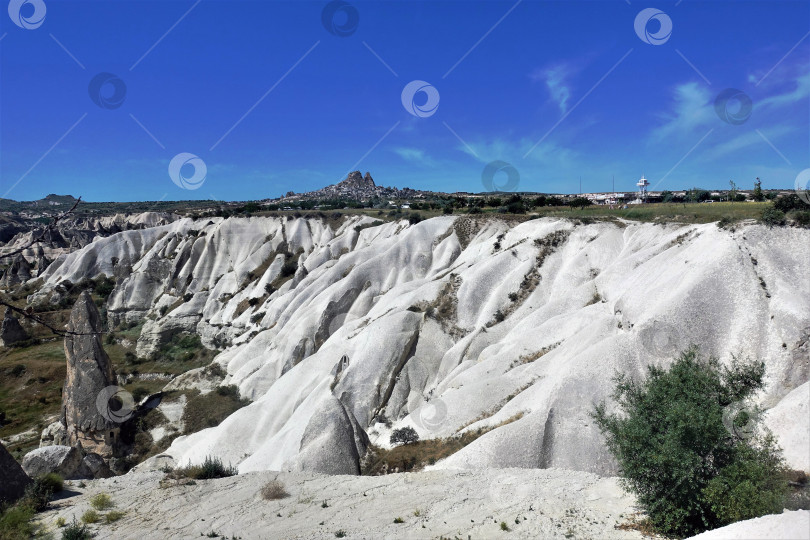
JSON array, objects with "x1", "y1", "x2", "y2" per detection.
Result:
[{"x1": 261, "y1": 479, "x2": 290, "y2": 500}]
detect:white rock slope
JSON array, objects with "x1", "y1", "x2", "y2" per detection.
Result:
[{"x1": 33, "y1": 215, "x2": 810, "y2": 475}]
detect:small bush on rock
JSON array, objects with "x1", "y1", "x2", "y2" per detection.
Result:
[
  {"x1": 89, "y1": 493, "x2": 114, "y2": 511},
  {"x1": 390, "y1": 426, "x2": 419, "y2": 446},
  {"x1": 260, "y1": 479, "x2": 290, "y2": 500},
  {"x1": 80, "y1": 509, "x2": 99, "y2": 524},
  {"x1": 24, "y1": 473, "x2": 63, "y2": 511},
  {"x1": 761, "y1": 206, "x2": 786, "y2": 227},
  {"x1": 60, "y1": 518, "x2": 90, "y2": 540},
  {"x1": 194, "y1": 456, "x2": 237, "y2": 480},
  {"x1": 105, "y1": 510, "x2": 125, "y2": 523}
]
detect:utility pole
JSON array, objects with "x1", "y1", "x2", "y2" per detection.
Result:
[{"x1": 579, "y1": 176, "x2": 581, "y2": 195}]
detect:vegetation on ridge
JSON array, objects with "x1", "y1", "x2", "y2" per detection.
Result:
[{"x1": 593, "y1": 347, "x2": 790, "y2": 537}]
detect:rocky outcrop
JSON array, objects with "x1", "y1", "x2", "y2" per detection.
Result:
[
  {"x1": 0, "y1": 442, "x2": 31, "y2": 504},
  {"x1": 280, "y1": 170, "x2": 427, "y2": 202},
  {"x1": 0, "y1": 255, "x2": 32, "y2": 286},
  {"x1": 291, "y1": 395, "x2": 369, "y2": 475},
  {"x1": 0, "y1": 308, "x2": 29, "y2": 347},
  {"x1": 62, "y1": 291, "x2": 122, "y2": 458},
  {"x1": 20, "y1": 444, "x2": 112, "y2": 480},
  {"x1": 29, "y1": 216, "x2": 810, "y2": 476},
  {"x1": 39, "y1": 420, "x2": 67, "y2": 447},
  {"x1": 22, "y1": 445, "x2": 82, "y2": 479}
]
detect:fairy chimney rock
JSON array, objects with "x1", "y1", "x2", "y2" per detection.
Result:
[
  {"x1": 0, "y1": 309, "x2": 29, "y2": 347},
  {"x1": 62, "y1": 290, "x2": 121, "y2": 457}
]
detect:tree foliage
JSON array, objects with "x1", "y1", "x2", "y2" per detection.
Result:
[
  {"x1": 593, "y1": 347, "x2": 787, "y2": 536},
  {"x1": 390, "y1": 426, "x2": 419, "y2": 446}
]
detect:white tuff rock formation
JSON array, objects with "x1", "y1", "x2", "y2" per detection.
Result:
[{"x1": 30, "y1": 215, "x2": 810, "y2": 475}]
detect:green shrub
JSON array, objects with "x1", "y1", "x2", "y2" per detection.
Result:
[
  {"x1": 789, "y1": 210, "x2": 810, "y2": 227},
  {"x1": 593, "y1": 347, "x2": 787, "y2": 537},
  {"x1": 105, "y1": 510, "x2": 125, "y2": 523},
  {"x1": 24, "y1": 473, "x2": 63, "y2": 511},
  {"x1": 390, "y1": 426, "x2": 419, "y2": 446},
  {"x1": 773, "y1": 193, "x2": 807, "y2": 213},
  {"x1": 183, "y1": 455, "x2": 238, "y2": 480},
  {"x1": 0, "y1": 504, "x2": 35, "y2": 539},
  {"x1": 761, "y1": 206, "x2": 786, "y2": 227},
  {"x1": 93, "y1": 276, "x2": 116, "y2": 298},
  {"x1": 61, "y1": 518, "x2": 90, "y2": 540},
  {"x1": 89, "y1": 493, "x2": 114, "y2": 511},
  {"x1": 702, "y1": 437, "x2": 788, "y2": 525},
  {"x1": 280, "y1": 261, "x2": 297, "y2": 278},
  {"x1": 80, "y1": 509, "x2": 99, "y2": 524},
  {"x1": 37, "y1": 473, "x2": 63, "y2": 494}
]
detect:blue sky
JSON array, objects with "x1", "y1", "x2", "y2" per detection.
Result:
[{"x1": 1, "y1": 0, "x2": 808, "y2": 202}]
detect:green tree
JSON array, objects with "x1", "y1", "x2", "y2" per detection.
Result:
[
  {"x1": 593, "y1": 348, "x2": 787, "y2": 537},
  {"x1": 390, "y1": 426, "x2": 419, "y2": 446},
  {"x1": 729, "y1": 180, "x2": 739, "y2": 202},
  {"x1": 753, "y1": 178, "x2": 764, "y2": 201},
  {"x1": 569, "y1": 197, "x2": 592, "y2": 209}
]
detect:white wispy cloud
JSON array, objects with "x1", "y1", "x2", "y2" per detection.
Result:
[
  {"x1": 704, "y1": 124, "x2": 795, "y2": 160},
  {"x1": 531, "y1": 63, "x2": 573, "y2": 115},
  {"x1": 392, "y1": 146, "x2": 437, "y2": 167},
  {"x1": 650, "y1": 82, "x2": 715, "y2": 142}
]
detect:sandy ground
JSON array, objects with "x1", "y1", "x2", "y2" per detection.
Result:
[{"x1": 38, "y1": 468, "x2": 651, "y2": 539}]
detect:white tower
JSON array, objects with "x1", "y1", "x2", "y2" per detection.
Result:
[{"x1": 637, "y1": 175, "x2": 650, "y2": 202}]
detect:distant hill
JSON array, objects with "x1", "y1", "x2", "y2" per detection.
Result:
[{"x1": 276, "y1": 171, "x2": 432, "y2": 202}]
